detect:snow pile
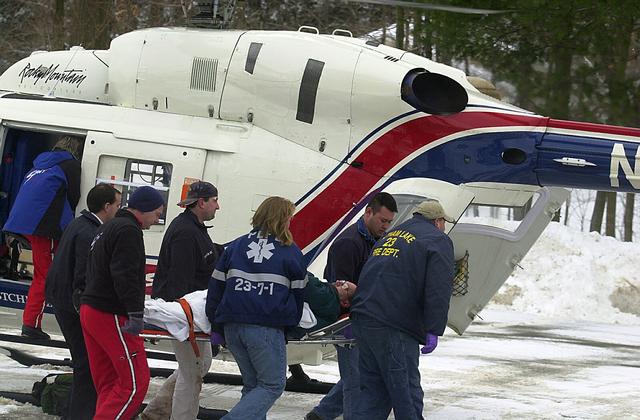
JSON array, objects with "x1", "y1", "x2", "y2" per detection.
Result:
[{"x1": 488, "y1": 222, "x2": 640, "y2": 324}]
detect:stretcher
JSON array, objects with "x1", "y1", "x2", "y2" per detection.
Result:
[
  {"x1": 141, "y1": 316, "x2": 355, "y2": 347},
  {"x1": 141, "y1": 294, "x2": 355, "y2": 365}
]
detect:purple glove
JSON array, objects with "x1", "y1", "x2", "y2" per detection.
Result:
[
  {"x1": 342, "y1": 325, "x2": 354, "y2": 339},
  {"x1": 420, "y1": 333, "x2": 438, "y2": 354},
  {"x1": 211, "y1": 332, "x2": 225, "y2": 346}
]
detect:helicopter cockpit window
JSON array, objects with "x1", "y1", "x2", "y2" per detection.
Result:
[
  {"x1": 296, "y1": 59, "x2": 325, "y2": 124},
  {"x1": 121, "y1": 159, "x2": 172, "y2": 225},
  {"x1": 245, "y1": 42, "x2": 263, "y2": 74}
]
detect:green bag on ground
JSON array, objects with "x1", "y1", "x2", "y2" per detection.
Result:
[{"x1": 31, "y1": 373, "x2": 72, "y2": 416}]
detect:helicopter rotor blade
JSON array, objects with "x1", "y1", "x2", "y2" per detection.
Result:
[{"x1": 346, "y1": 0, "x2": 510, "y2": 15}]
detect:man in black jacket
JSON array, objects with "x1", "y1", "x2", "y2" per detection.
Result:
[
  {"x1": 143, "y1": 181, "x2": 221, "y2": 420},
  {"x1": 45, "y1": 183, "x2": 121, "y2": 420},
  {"x1": 80, "y1": 186, "x2": 164, "y2": 420}
]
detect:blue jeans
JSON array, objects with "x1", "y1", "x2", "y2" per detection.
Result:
[
  {"x1": 222, "y1": 323, "x2": 286, "y2": 420},
  {"x1": 352, "y1": 314, "x2": 424, "y2": 420},
  {"x1": 312, "y1": 345, "x2": 360, "y2": 420}
]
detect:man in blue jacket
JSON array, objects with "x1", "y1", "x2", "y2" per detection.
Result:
[
  {"x1": 350, "y1": 199, "x2": 455, "y2": 420},
  {"x1": 3, "y1": 135, "x2": 82, "y2": 339}
]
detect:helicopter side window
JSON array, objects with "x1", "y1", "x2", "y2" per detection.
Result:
[
  {"x1": 120, "y1": 159, "x2": 172, "y2": 225},
  {"x1": 245, "y1": 42, "x2": 263, "y2": 74},
  {"x1": 460, "y1": 194, "x2": 539, "y2": 233},
  {"x1": 296, "y1": 59, "x2": 325, "y2": 124}
]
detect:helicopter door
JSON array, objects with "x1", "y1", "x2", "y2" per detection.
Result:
[
  {"x1": 80, "y1": 131, "x2": 208, "y2": 256},
  {"x1": 307, "y1": 177, "x2": 474, "y2": 280},
  {"x1": 446, "y1": 186, "x2": 569, "y2": 334}
]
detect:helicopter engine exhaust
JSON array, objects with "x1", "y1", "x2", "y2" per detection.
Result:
[{"x1": 401, "y1": 68, "x2": 468, "y2": 115}]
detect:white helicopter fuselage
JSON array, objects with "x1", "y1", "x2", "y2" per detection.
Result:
[{"x1": 1, "y1": 27, "x2": 637, "y2": 363}]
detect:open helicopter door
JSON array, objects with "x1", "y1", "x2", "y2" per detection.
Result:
[
  {"x1": 306, "y1": 177, "x2": 474, "y2": 279},
  {"x1": 446, "y1": 185, "x2": 570, "y2": 334}
]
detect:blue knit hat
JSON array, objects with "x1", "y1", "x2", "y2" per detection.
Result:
[{"x1": 128, "y1": 186, "x2": 165, "y2": 212}]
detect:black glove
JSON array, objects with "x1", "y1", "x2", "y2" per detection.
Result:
[
  {"x1": 121, "y1": 311, "x2": 144, "y2": 335},
  {"x1": 72, "y1": 289, "x2": 83, "y2": 314},
  {"x1": 211, "y1": 344, "x2": 220, "y2": 357}
]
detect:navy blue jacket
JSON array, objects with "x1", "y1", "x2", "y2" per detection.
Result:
[
  {"x1": 45, "y1": 210, "x2": 101, "y2": 312},
  {"x1": 3, "y1": 150, "x2": 80, "y2": 240},
  {"x1": 206, "y1": 230, "x2": 307, "y2": 331},
  {"x1": 323, "y1": 218, "x2": 376, "y2": 284},
  {"x1": 351, "y1": 214, "x2": 454, "y2": 343}
]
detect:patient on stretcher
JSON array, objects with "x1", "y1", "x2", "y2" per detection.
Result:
[
  {"x1": 288, "y1": 273, "x2": 356, "y2": 339},
  {"x1": 143, "y1": 272, "x2": 356, "y2": 341}
]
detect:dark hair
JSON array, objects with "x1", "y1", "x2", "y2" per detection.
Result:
[
  {"x1": 186, "y1": 196, "x2": 212, "y2": 209},
  {"x1": 87, "y1": 184, "x2": 121, "y2": 213},
  {"x1": 367, "y1": 192, "x2": 397, "y2": 213}
]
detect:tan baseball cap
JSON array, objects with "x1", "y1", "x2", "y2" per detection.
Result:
[{"x1": 413, "y1": 200, "x2": 455, "y2": 223}]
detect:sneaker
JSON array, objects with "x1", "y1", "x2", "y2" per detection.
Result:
[
  {"x1": 21, "y1": 325, "x2": 50, "y2": 340},
  {"x1": 304, "y1": 412, "x2": 323, "y2": 420}
]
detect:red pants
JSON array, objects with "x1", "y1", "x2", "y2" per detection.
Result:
[
  {"x1": 80, "y1": 304, "x2": 150, "y2": 420},
  {"x1": 24, "y1": 234, "x2": 58, "y2": 328}
]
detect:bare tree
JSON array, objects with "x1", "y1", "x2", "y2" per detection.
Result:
[
  {"x1": 605, "y1": 192, "x2": 617, "y2": 237},
  {"x1": 589, "y1": 191, "x2": 606, "y2": 233},
  {"x1": 563, "y1": 191, "x2": 571, "y2": 226},
  {"x1": 624, "y1": 193, "x2": 634, "y2": 241}
]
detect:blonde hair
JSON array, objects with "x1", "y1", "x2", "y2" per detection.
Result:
[{"x1": 251, "y1": 196, "x2": 295, "y2": 246}]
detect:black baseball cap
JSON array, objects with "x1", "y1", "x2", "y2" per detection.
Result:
[{"x1": 177, "y1": 181, "x2": 218, "y2": 206}]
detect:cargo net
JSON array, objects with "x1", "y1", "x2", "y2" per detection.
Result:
[{"x1": 453, "y1": 251, "x2": 469, "y2": 296}]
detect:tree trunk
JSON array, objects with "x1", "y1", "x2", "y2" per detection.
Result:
[
  {"x1": 69, "y1": 0, "x2": 112, "y2": 49},
  {"x1": 396, "y1": 7, "x2": 404, "y2": 49},
  {"x1": 624, "y1": 193, "x2": 634, "y2": 241},
  {"x1": 53, "y1": 0, "x2": 65, "y2": 50},
  {"x1": 605, "y1": 192, "x2": 617, "y2": 237},
  {"x1": 590, "y1": 191, "x2": 607, "y2": 233},
  {"x1": 563, "y1": 191, "x2": 571, "y2": 226}
]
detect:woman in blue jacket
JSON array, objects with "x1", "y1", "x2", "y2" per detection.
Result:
[{"x1": 206, "y1": 196, "x2": 307, "y2": 420}]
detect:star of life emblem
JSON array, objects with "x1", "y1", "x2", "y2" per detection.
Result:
[{"x1": 246, "y1": 238, "x2": 274, "y2": 263}]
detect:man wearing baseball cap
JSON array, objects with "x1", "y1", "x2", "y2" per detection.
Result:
[
  {"x1": 80, "y1": 186, "x2": 165, "y2": 419},
  {"x1": 350, "y1": 199, "x2": 455, "y2": 420},
  {"x1": 143, "y1": 181, "x2": 223, "y2": 420}
]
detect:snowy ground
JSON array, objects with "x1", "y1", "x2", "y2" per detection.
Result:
[{"x1": 0, "y1": 222, "x2": 639, "y2": 419}]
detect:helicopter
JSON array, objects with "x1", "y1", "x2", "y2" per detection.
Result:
[{"x1": 0, "y1": 0, "x2": 638, "y2": 370}]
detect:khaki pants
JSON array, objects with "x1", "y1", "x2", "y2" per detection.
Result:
[{"x1": 142, "y1": 340, "x2": 213, "y2": 420}]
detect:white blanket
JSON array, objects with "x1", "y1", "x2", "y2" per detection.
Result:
[{"x1": 144, "y1": 290, "x2": 317, "y2": 341}]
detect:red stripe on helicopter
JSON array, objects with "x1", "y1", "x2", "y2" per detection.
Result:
[
  {"x1": 290, "y1": 111, "x2": 548, "y2": 250},
  {"x1": 548, "y1": 119, "x2": 640, "y2": 138}
]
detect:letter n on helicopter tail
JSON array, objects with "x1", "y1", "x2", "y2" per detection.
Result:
[{"x1": 610, "y1": 143, "x2": 640, "y2": 189}]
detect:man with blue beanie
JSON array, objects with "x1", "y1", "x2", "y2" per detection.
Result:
[{"x1": 80, "y1": 186, "x2": 164, "y2": 420}]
